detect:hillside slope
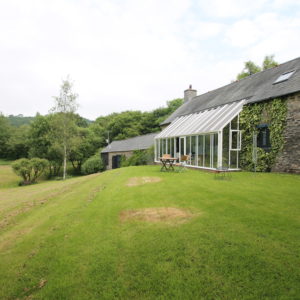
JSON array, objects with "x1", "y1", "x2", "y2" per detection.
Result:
[{"x1": 0, "y1": 166, "x2": 299, "y2": 299}]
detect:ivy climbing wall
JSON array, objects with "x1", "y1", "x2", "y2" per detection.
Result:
[
  {"x1": 239, "y1": 93, "x2": 300, "y2": 173},
  {"x1": 239, "y1": 98, "x2": 287, "y2": 172}
]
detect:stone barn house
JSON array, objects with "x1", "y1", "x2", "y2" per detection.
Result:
[
  {"x1": 155, "y1": 57, "x2": 300, "y2": 173},
  {"x1": 101, "y1": 133, "x2": 157, "y2": 169}
]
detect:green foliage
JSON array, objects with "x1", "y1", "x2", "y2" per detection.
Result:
[
  {"x1": 121, "y1": 148, "x2": 154, "y2": 167},
  {"x1": 51, "y1": 76, "x2": 78, "y2": 114},
  {"x1": 27, "y1": 114, "x2": 62, "y2": 177},
  {"x1": 0, "y1": 114, "x2": 30, "y2": 160},
  {"x1": 6, "y1": 114, "x2": 35, "y2": 127},
  {"x1": 1, "y1": 97, "x2": 182, "y2": 173},
  {"x1": 27, "y1": 114, "x2": 101, "y2": 177},
  {"x1": 262, "y1": 54, "x2": 279, "y2": 70},
  {"x1": 237, "y1": 55, "x2": 279, "y2": 80},
  {"x1": 69, "y1": 127, "x2": 102, "y2": 174},
  {"x1": 240, "y1": 99, "x2": 287, "y2": 171},
  {"x1": 94, "y1": 98, "x2": 183, "y2": 148},
  {"x1": 0, "y1": 113, "x2": 11, "y2": 158},
  {"x1": 12, "y1": 157, "x2": 49, "y2": 184},
  {"x1": 81, "y1": 154, "x2": 104, "y2": 175},
  {"x1": 237, "y1": 61, "x2": 261, "y2": 80},
  {"x1": 7, "y1": 125, "x2": 30, "y2": 159},
  {"x1": 50, "y1": 76, "x2": 79, "y2": 180}
]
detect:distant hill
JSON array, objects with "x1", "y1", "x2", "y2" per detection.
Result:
[
  {"x1": 6, "y1": 114, "x2": 93, "y2": 127},
  {"x1": 7, "y1": 115, "x2": 35, "y2": 127}
]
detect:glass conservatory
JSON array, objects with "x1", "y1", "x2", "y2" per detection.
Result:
[{"x1": 155, "y1": 100, "x2": 245, "y2": 170}]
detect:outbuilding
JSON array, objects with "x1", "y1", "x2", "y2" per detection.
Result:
[{"x1": 101, "y1": 133, "x2": 157, "y2": 169}]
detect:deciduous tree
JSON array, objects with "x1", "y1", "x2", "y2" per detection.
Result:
[
  {"x1": 237, "y1": 55, "x2": 279, "y2": 80},
  {"x1": 50, "y1": 76, "x2": 79, "y2": 180},
  {"x1": 0, "y1": 113, "x2": 11, "y2": 158}
]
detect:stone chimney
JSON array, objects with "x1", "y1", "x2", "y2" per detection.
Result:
[{"x1": 184, "y1": 85, "x2": 197, "y2": 103}]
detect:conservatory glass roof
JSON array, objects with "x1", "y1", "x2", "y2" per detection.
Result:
[{"x1": 155, "y1": 100, "x2": 245, "y2": 139}]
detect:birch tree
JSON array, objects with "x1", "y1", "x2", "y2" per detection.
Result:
[{"x1": 50, "y1": 77, "x2": 78, "y2": 180}]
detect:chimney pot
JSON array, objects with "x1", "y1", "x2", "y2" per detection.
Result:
[{"x1": 184, "y1": 85, "x2": 197, "y2": 103}]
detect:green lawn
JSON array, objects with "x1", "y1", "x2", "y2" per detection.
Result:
[
  {"x1": 0, "y1": 165, "x2": 299, "y2": 299},
  {"x1": 0, "y1": 159, "x2": 12, "y2": 165},
  {"x1": 0, "y1": 164, "x2": 20, "y2": 188}
]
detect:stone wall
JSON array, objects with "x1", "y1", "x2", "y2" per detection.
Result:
[
  {"x1": 273, "y1": 92, "x2": 300, "y2": 173},
  {"x1": 106, "y1": 151, "x2": 133, "y2": 170}
]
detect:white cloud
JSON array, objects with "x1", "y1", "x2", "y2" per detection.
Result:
[
  {"x1": 225, "y1": 12, "x2": 300, "y2": 62},
  {"x1": 0, "y1": 0, "x2": 195, "y2": 118},
  {"x1": 0, "y1": 0, "x2": 299, "y2": 119},
  {"x1": 225, "y1": 19, "x2": 262, "y2": 47},
  {"x1": 186, "y1": 21, "x2": 224, "y2": 40},
  {"x1": 196, "y1": 0, "x2": 269, "y2": 18}
]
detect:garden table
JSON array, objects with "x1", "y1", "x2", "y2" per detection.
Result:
[{"x1": 160, "y1": 157, "x2": 177, "y2": 172}]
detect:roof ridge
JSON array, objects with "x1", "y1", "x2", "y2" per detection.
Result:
[
  {"x1": 193, "y1": 56, "x2": 300, "y2": 101},
  {"x1": 110, "y1": 132, "x2": 158, "y2": 143},
  {"x1": 233, "y1": 56, "x2": 300, "y2": 82}
]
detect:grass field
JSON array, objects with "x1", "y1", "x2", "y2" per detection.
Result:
[
  {"x1": 0, "y1": 164, "x2": 19, "y2": 189},
  {"x1": 0, "y1": 165, "x2": 299, "y2": 299}
]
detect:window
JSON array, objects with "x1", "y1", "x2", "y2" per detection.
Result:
[
  {"x1": 273, "y1": 70, "x2": 295, "y2": 84},
  {"x1": 230, "y1": 130, "x2": 241, "y2": 151},
  {"x1": 191, "y1": 136, "x2": 197, "y2": 165},
  {"x1": 197, "y1": 135, "x2": 204, "y2": 167},
  {"x1": 204, "y1": 135, "x2": 211, "y2": 168},
  {"x1": 257, "y1": 124, "x2": 271, "y2": 150}
]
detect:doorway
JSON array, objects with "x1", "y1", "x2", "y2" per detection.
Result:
[{"x1": 112, "y1": 155, "x2": 122, "y2": 169}]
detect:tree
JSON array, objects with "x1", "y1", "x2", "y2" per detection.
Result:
[
  {"x1": 262, "y1": 55, "x2": 279, "y2": 70},
  {"x1": 7, "y1": 125, "x2": 30, "y2": 159},
  {"x1": 237, "y1": 55, "x2": 279, "y2": 80},
  {"x1": 12, "y1": 158, "x2": 49, "y2": 184},
  {"x1": 92, "y1": 98, "x2": 183, "y2": 148},
  {"x1": 28, "y1": 114, "x2": 63, "y2": 177},
  {"x1": 50, "y1": 76, "x2": 79, "y2": 180},
  {"x1": 69, "y1": 127, "x2": 102, "y2": 174},
  {"x1": 121, "y1": 150, "x2": 148, "y2": 167},
  {"x1": 81, "y1": 154, "x2": 104, "y2": 175},
  {"x1": 0, "y1": 113, "x2": 11, "y2": 158},
  {"x1": 237, "y1": 61, "x2": 261, "y2": 80}
]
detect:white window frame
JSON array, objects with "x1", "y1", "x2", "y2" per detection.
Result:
[{"x1": 230, "y1": 130, "x2": 241, "y2": 151}]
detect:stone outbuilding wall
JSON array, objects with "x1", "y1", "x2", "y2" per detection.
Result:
[
  {"x1": 106, "y1": 151, "x2": 133, "y2": 170},
  {"x1": 273, "y1": 92, "x2": 300, "y2": 173}
]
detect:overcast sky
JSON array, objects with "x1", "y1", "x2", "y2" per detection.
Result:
[{"x1": 0, "y1": 0, "x2": 299, "y2": 120}]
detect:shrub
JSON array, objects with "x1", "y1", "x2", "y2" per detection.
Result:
[
  {"x1": 121, "y1": 150, "x2": 149, "y2": 167},
  {"x1": 12, "y1": 158, "x2": 49, "y2": 184},
  {"x1": 82, "y1": 155, "x2": 104, "y2": 175}
]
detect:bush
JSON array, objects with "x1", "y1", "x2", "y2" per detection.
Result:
[
  {"x1": 121, "y1": 150, "x2": 150, "y2": 167},
  {"x1": 12, "y1": 158, "x2": 49, "y2": 184},
  {"x1": 82, "y1": 155, "x2": 104, "y2": 175}
]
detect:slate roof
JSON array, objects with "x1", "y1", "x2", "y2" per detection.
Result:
[
  {"x1": 162, "y1": 57, "x2": 300, "y2": 125},
  {"x1": 101, "y1": 132, "x2": 157, "y2": 153}
]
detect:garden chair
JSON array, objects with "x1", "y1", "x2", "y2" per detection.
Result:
[
  {"x1": 214, "y1": 166, "x2": 231, "y2": 180},
  {"x1": 176, "y1": 155, "x2": 189, "y2": 172}
]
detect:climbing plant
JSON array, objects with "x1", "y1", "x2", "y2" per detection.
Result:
[{"x1": 239, "y1": 98, "x2": 287, "y2": 171}]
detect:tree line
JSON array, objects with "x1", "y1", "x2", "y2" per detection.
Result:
[
  {"x1": 1, "y1": 55, "x2": 278, "y2": 183},
  {"x1": 0, "y1": 78, "x2": 183, "y2": 179}
]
